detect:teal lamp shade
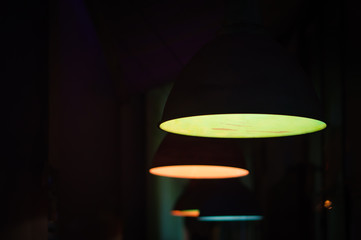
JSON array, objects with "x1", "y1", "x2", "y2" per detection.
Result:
[
  {"x1": 159, "y1": 27, "x2": 326, "y2": 138},
  {"x1": 149, "y1": 134, "x2": 249, "y2": 179},
  {"x1": 198, "y1": 179, "x2": 263, "y2": 221}
]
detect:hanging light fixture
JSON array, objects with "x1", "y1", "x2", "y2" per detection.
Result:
[
  {"x1": 198, "y1": 179, "x2": 263, "y2": 221},
  {"x1": 170, "y1": 179, "x2": 263, "y2": 221},
  {"x1": 149, "y1": 134, "x2": 248, "y2": 179},
  {"x1": 159, "y1": 29, "x2": 326, "y2": 138},
  {"x1": 171, "y1": 180, "x2": 215, "y2": 218},
  {"x1": 170, "y1": 180, "x2": 201, "y2": 217},
  {"x1": 171, "y1": 209, "x2": 200, "y2": 218},
  {"x1": 158, "y1": 1, "x2": 326, "y2": 138}
]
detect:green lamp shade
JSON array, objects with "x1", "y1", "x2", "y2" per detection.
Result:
[
  {"x1": 160, "y1": 28, "x2": 326, "y2": 138},
  {"x1": 150, "y1": 134, "x2": 248, "y2": 179},
  {"x1": 160, "y1": 114, "x2": 326, "y2": 138}
]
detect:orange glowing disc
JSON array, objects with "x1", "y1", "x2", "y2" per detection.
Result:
[
  {"x1": 171, "y1": 209, "x2": 200, "y2": 217},
  {"x1": 149, "y1": 165, "x2": 249, "y2": 179}
]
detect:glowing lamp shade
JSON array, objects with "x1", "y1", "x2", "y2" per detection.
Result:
[
  {"x1": 149, "y1": 134, "x2": 248, "y2": 179},
  {"x1": 160, "y1": 114, "x2": 326, "y2": 138},
  {"x1": 150, "y1": 165, "x2": 248, "y2": 179},
  {"x1": 171, "y1": 179, "x2": 225, "y2": 218},
  {"x1": 198, "y1": 215, "x2": 263, "y2": 221},
  {"x1": 160, "y1": 29, "x2": 326, "y2": 138},
  {"x1": 198, "y1": 179, "x2": 263, "y2": 222},
  {"x1": 171, "y1": 210, "x2": 200, "y2": 218}
]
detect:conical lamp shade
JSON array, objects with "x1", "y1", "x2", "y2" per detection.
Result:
[
  {"x1": 149, "y1": 134, "x2": 248, "y2": 179},
  {"x1": 171, "y1": 209, "x2": 200, "y2": 218},
  {"x1": 159, "y1": 27, "x2": 326, "y2": 138},
  {"x1": 171, "y1": 179, "x2": 208, "y2": 217},
  {"x1": 171, "y1": 179, "x2": 218, "y2": 217},
  {"x1": 198, "y1": 179, "x2": 263, "y2": 221}
]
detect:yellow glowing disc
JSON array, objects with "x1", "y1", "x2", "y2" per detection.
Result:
[
  {"x1": 149, "y1": 165, "x2": 249, "y2": 179},
  {"x1": 160, "y1": 114, "x2": 326, "y2": 138}
]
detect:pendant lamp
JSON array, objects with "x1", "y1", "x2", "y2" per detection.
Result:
[
  {"x1": 149, "y1": 134, "x2": 248, "y2": 179},
  {"x1": 198, "y1": 179, "x2": 263, "y2": 221},
  {"x1": 159, "y1": 25, "x2": 326, "y2": 138},
  {"x1": 171, "y1": 180, "x2": 216, "y2": 217},
  {"x1": 171, "y1": 179, "x2": 263, "y2": 221}
]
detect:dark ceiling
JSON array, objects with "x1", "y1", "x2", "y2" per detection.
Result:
[{"x1": 73, "y1": 0, "x2": 321, "y2": 97}]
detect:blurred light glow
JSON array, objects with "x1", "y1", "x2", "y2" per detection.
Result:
[
  {"x1": 199, "y1": 215, "x2": 263, "y2": 221},
  {"x1": 160, "y1": 114, "x2": 326, "y2": 138},
  {"x1": 324, "y1": 200, "x2": 333, "y2": 209},
  {"x1": 149, "y1": 165, "x2": 249, "y2": 179},
  {"x1": 171, "y1": 209, "x2": 200, "y2": 217}
]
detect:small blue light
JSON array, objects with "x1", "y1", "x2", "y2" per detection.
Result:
[{"x1": 198, "y1": 215, "x2": 263, "y2": 221}]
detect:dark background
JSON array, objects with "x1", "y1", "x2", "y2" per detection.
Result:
[{"x1": 2, "y1": 0, "x2": 361, "y2": 239}]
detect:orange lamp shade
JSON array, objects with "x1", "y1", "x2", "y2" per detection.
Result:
[
  {"x1": 150, "y1": 165, "x2": 248, "y2": 179},
  {"x1": 171, "y1": 179, "x2": 221, "y2": 218},
  {"x1": 171, "y1": 209, "x2": 200, "y2": 217},
  {"x1": 149, "y1": 134, "x2": 248, "y2": 179}
]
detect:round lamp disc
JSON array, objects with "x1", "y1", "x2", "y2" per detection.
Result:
[
  {"x1": 171, "y1": 210, "x2": 200, "y2": 217},
  {"x1": 149, "y1": 165, "x2": 249, "y2": 179},
  {"x1": 160, "y1": 114, "x2": 326, "y2": 138},
  {"x1": 199, "y1": 215, "x2": 263, "y2": 221}
]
